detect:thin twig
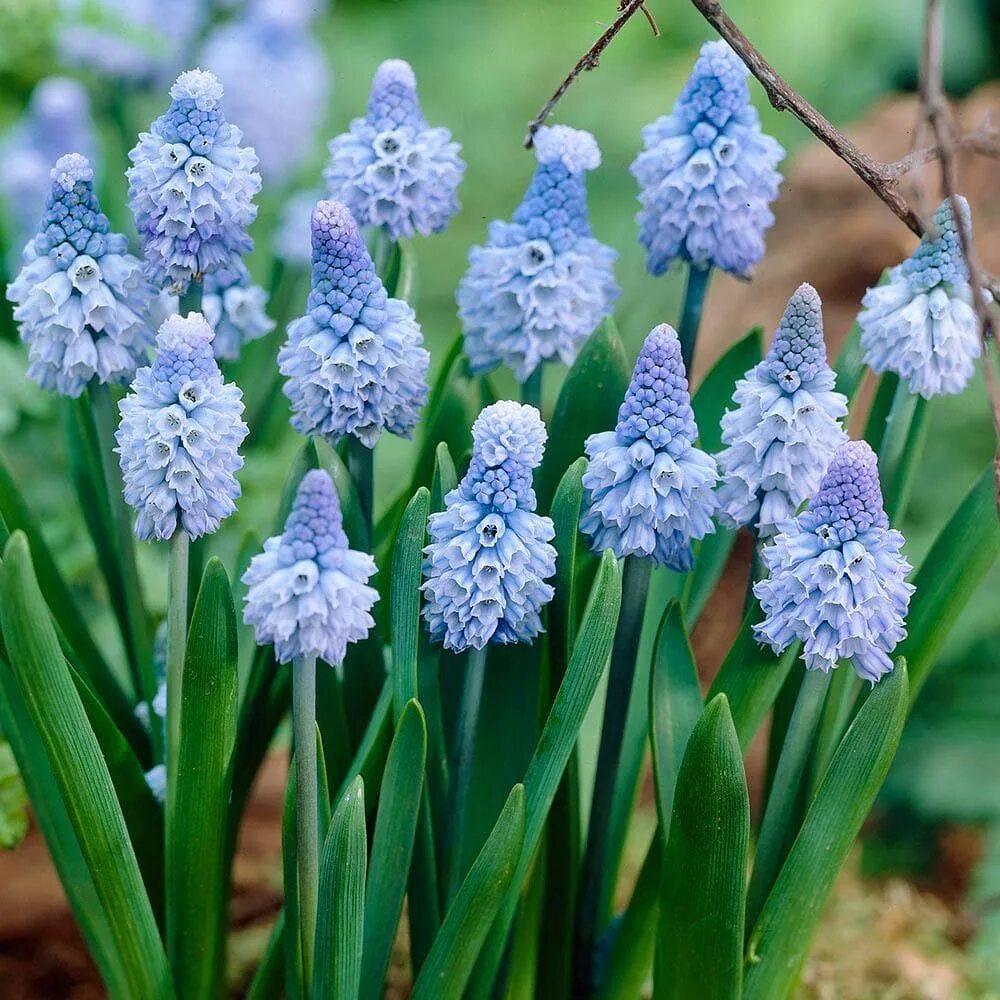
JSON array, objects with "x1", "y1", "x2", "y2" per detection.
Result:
[{"x1": 524, "y1": 0, "x2": 660, "y2": 148}]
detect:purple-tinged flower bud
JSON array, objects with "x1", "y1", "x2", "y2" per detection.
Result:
[
  {"x1": 580, "y1": 324, "x2": 718, "y2": 571},
  {"x1": 116, "y1": 312, "x2": 248, "y2": 541},
  {"x1": 754, "y1": 440, "x2": 915, "y2": 683},
  {"x1": 457, "y1": 125, "x2": 619, "y2": 382},
  {"x1": 631, "y1": 40, "x2": 784, "y2": 278},
  {"x1": 422, "y1": 401, "x2": 556, "y2": 651},
  {"x1": 242, "y1": 469, "x2": 378, "y2": 665}
]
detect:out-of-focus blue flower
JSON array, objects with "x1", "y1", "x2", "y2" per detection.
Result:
[
  {"x1": 278, "y1": 199, "x2": 429, "y2": 448},
  {"x1": 325, "y1": 59, "x2": 464, "y2": 240},
  {"x1": 145, "y1": 764, "x2": 167, "y2": 803},
  {"x1": 422, "y1": 401, "x2": 556, "y2": 652},
  {"x1": 580, "y1": 324, "x2": 718, "y2": 571},
  {"x1": 243, "y1": 469, "x2": 378, "y2": 665},
  {"x1": 631, "y1": 40, "x2": 784, "y2": 278},
  {"x1": 754, "y1": 440, "x2": 914, "y2": 683},
  {"x1": 7, "y1": 154, "x2": 155, "y2": 397},
  {"x1": 117, "y1": 312, "x2": 248, "y2": 541},
  {"x1": 127, "y1": 69, "x2": 261, "y2": 293},
  {"x1": 0, "y1": 77, "x2": 96, "y2": 261},
  {"x1": 859, "y1": 197, "x2": 982, "y2": 398},
  {"x1": 202, "y1": 0, "x2": 330, "y2": 185},
  {"x1": 58, "y1": 0, "x2": 203, "y2": 83},
  {"x1": 717, "y1": 283, "x2": 848, "y2": 537},
  {"x1": 457, "y1": 125, "x2": 619, "y2": 382},
  {"x1": 275, "y1": 188, "x2": 320, "y2": 265}
]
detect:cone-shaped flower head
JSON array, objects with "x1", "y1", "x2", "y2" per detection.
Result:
[
  {"x1": 242, "y1": 469, "x2": 378, "y2": 665},
  {"x1": 278, "y1": 199, "x2": 429, "y2": 448},
  {"x1": 422, "y1": 401, "x2": 556, "y2": 652},
  {"x1": 859, "y1": 197, "x2": 982, "y2": 398},
  {"x1": 580, "y1": 325, "x2": 718, "y2": 571},
  {"x1": 457, "y1": 125, "x2": 619, "y2": 383},
  {"x1": 631, "y1": 40, "x2": 784, "y2": 278},
  {"x1": 127, "y1": 69, "x2": 262, "y2": 293},
  {"x1": 754, "y1": 441, "x2": 914, "y2": 683},
  {"x1": 117, "y1": 312, "x2": 248, "y2": 541},
  {"x1": 202, "y1": 0, "x2": 330, "y2": 184},
  {"x1": 0, "y1": 77, "x2": 96, "y2": 258},
  {"x1": 7, "y1": 154, "x2": 155, "y2": 397},
  {"x1": 325, "y1": 59, "x2": 464, "y2": 240},
  {"x1": 717, "y1": 284, "x2": 848, "y2": 537}
]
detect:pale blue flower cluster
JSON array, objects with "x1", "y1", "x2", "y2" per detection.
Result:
[
  {"x1": 631, "y1": 40, "x2": 784, "y2": 278},
  {"x1": 580, "y1": 324, "x2": 718, "y2": 571},
  {"x1": 457, "y1": 125, "x2": 619, "y2": 382},
  {"x1": 202, "y1": 0, "x2": 331, "y2": 184},
  {"x1": 422, "y1": 401, "x2": 556, "y2": 651},
  {"x1": 242, "y1": 469, "x2": 378, "y2": 665},
  {"x1": 279, "y1": 199, "x2": 429, "y2": 448},
  {"x1": 325, "y1": 59, "x2": 464, "y2": 239},
  {"x1": 859, "y1": 197, "x2": 982, "y2": 398},
  {"x1": 117, "y1": 312, "x2": 248, "y2": 541},
  {"x1": 127, "y1": 69, "x2": 262, "y2": 293},
  {"x1": 58, "y1": 0, "x2": 203, "y2": 83},
  {"x1": 0, "y1": 77, "x2": 96, "y2": 260},
  {"x1": 717, "y1": 283, "x2": 848, "y2": 537},
  {"x1": 754, "y1": 441, "x2": 914, "y2": 683},
  {"x1": 8, "y1": 154, "x2": 155, "y2": 397}
]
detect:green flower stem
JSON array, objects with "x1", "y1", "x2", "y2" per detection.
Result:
[
  {"x1": 745, "y1": 666, "x2": 831, "y2": 931},
  {"x1": 521, "y1": 367, "x2": 543, "y2": 411},
  {"x1": 293, "y1": 653, "x2": 319, "y2": 991},
  {"x1": 445, "y1": 644, "x2": 488, "y2": 903},
  {"x1": 371, "y1": 226, "x2": 394, "y2": 280},
  {"x1": 345, "y1": 437, "x2": 375, "y2": 542},
  {"x1": 807, "y1": 665, "x2": 861, "y2": 799},
  {"x1": 878, "y1": 378, "x2": 928, "y2": 522},
  {"x1": 574, "y1": 554, "x2": 652, "y2": 990},
  {"x1": 165, "y1": 530, "x2": 189, "y2": 797},
  {"x1": 677, "y1": 264, "x2": 712, "y2": 375},
  {"x1": 89, "y1": 381, "x2": 154, "y2": 710}
]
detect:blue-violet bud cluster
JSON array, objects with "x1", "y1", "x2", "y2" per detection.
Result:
[
  {"x1": 127, "y1": 69, "x2": 261, "y2": 292},
  {"x1": 716, "y1": 283, "x2": 848, "y2": 537},
  {"x1": 8, "y1": 154, "x2": 155, "y2": 397},
  {"x1": 631, "y1": 40, "x2": 784, "y2": 278},
  {"x1": 457, "y1": 125, "x2": 619, "y2": 382},
  {"x1": 859, "y1": 197, "x2": 982, "y2": 398},
  {"x1": 754, "y1": 440, "x2": 914, "y2": 683},
  {"x1": 117, "y1": 312, "x2": 248, "y2": 541},
  {"x1": 422, "y1": 401, "x2": 556, "y2": 651},
  {"x1": 580, "y1": 324, "x2": 718, "y2": 571},
  {"x1": 243, "y1": 469, "x2": 378, "y2": 665},
  {"x1": 279, "y1": 199, "x2": 429, "y2": 448},
  {"x1": 325, "y1": 59, "x2": 464, "y2": 239}
]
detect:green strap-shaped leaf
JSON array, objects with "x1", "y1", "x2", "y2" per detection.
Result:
[
  {"x1": 0, "y1": 532, "x2": 172, "y2": 999},
  {"x1": 744, "y1": 663, "x2": 909, "y2": 999},
  {"x1": 538, "y1": 318, "x2": 630, "y2": 509},
  {"x1": 246, "y1": 910, "x2": 285, "y2": 1000},
  {"x1": 430, "y1": 441, "x2": 458, "y2": 512},
  {"x1": 833, "y1": 316, "x2": 867, "y2": 407},
  {"x1": 332, "y1": 677, "x2": 395, "y2": 821},
  {"x1": 283, "y1": 758, "x2": 305, "y2": 1000},
  {"x1": 649, "y1": 601, "x2": 703, "y2": 839},
  {"x1": 656, "y1": 695, "x2": 749, "y2": 1000},
  {"x1": 411, "y1": 784, "x2": 526, "y2": 1000},
  {"x1": 169, "y1": 558, "x2": 239, "y2": 1000},
  {"x1": 899, "y1": 467, "x2": 1000, "y2": 704},
  {"x1": 390, "y1": 489, "x2": 430, "y2": 720},
  {"x1": 315, "y1": 776, "x2": 368, "y2": 1000},
  {"x1": 549, "y1": 457, "x2": 586, "y2": 671},
  {"x1": 360, "y1": 700, "x2": 427, "y2": 1000}
]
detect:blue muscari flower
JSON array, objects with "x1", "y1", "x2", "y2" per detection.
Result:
[
  {"x1": 457, "y1": 125, "x2": 619, "y2": 382},
  {"x1": 754, "y1": 440, "x2": 914, "y2": 683},
  {"x1": 580, "y1": 324, "x2": 718, "y2": 571},
  {"x1": 278, "y1": 199, "x2": 430, "y2": 448},
  {"x1": 242, "y1": 469, "x2": 378, "y2": 665},
  {"x1": 717, "y1": 283, "x2": 848, "y2": 537},
  {"x1": 0, "y1": 77, "x2": 96, "y2": 262},
  {"x1": 127, "y1": 69, "x2": 262, "y2": 293},
  {"x1": 422, "y1": 401, "x2": 556, "y2": 652},
  {"x1": 117, "y1": 312, "x2": 248, "y2": 541},
  {"x1": 7, "y1": 154, "x2": 155, "y2": 398},
  {"x1": 325, "y1": 59, "x2": 464, "y2": 240},
  {"x1": 631, "y1": 40, "x2": 784, "y2": 278},
  {"x1": 202, "y1": 0, "x2": 331, "y2": 184},
  {"x1": 859, "y1": 197, "x2": 982, "y2": 398}
]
